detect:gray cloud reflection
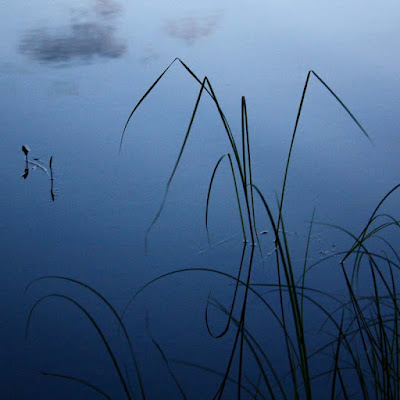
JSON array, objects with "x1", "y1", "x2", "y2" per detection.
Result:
[
  {"x1": 20, "y1": 24, "x2": 125, "y2": 64},
  {"x1": 94, "y1": 0, "x2": 122, "y2": 19},
  {"x1": 165, "y1": 11, "x2": 223, "y2": 45},
  {"x1": 19, "y1": 0, "x2": 125, "y2": 66}
]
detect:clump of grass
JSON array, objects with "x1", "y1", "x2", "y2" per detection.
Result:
[{"x1": 25, "y1": 60, "x2": 400, "y2": 399}]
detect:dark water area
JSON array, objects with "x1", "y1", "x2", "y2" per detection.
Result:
[{"x1": 2, "y1": 1, "x2": 400, "y2": 399}]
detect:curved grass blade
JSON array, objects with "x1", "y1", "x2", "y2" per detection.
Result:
[
  {"x1": 26, "y1": 294, "x2": 132, "y2": 400},
  {"x1": 41, "y1": 371, "x2": 113, "y2": 400},
  {"x1": 342, "y1": 183, "x2": 400, "y2": 264},
  {"x1": 120, "y1": 58, "x2": 179, "y2": 153},
  {"x1": 205, "y1": 154, "x2": 247, "y2": 245},
  {"x1": 315, "y1": 222, "x2": 400, "y2": 306},
  {"x1": 208, "y1": 297, "x2": 286, "y2": 400},
  {"x1": 206, "y1": 154, "x2": 228, "y2": 245},
  {"x1": 254, "y1": 372, "x2": 262, "y2": 400},
  {"x1": 145, "y1": 313, "x2": 187, "y2": 400},
  {"x1": 310, "y1": 71, "x2": 371, "y2": 142},
  {"x1": 119, "y1": 259, "x2": 296, "y2": 399},
  {"x1": 205, "y1": 243, "x2": 247, "y2": 338},
  {"x1": 170, "y1": 359, "x2": 266, "y2": 399},
  {"x1": 173, "y1": 60, "x2": 244, "y2": 180},
  {"x1": 252, "y1": 184, "x2": 312, "y2": 399},
  {"x1": 120, "y1": 267, "x2": 301, "y2": 370},
  {"x1": 278, "y1": 71, "x2": 371, "y2": 234},
  {"x1": 288, "y1": 289, "x2": 370, "y2": 398},
  {"x1": 121, "y1": 265, "x2": 375, "y2": 398},
  {"x1": 25, "y1": 276, "x2": 146, "y2": 400},
  {"x1": 143, "y1": 76, "x2": 210, "y2": 252},
  {"x1": 120, "y1": 61, "x2": 249, "y2": 250}
]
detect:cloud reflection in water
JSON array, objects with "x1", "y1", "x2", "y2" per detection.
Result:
[
  {"x1": 165, "y1": 11, "x2": 223, "y2": 45},
  {"x1": 19, "y1": 0, "x2": 125, "y2": 66},
  {"x1": 20, "y1": 23, "x2": 125, "y2": 64}
]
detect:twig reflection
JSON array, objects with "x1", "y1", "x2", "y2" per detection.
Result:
[{"x1": 21, "y1": 145, "x2": 56, "y2": 201}]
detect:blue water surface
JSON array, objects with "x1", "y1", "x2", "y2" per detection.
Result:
[{"x1": 1, "y1": 1, "x2": 400, "y2": 398}]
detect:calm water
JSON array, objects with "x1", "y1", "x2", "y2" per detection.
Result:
[{"x1": 1, "y1": 1, "x2": 400, "y2": 398}]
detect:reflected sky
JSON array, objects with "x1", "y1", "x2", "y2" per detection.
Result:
[
  {"x1": 15, "y1": 0, "x2": 226, "y2": 66},
  {"x1": 2, "y1": 1, "x2": 400, "y2": 398},
  {"x1": 19, "y1": 0, "x2": 125, "y2": 65},
  {"x1": 19, "y1": 24, "x2": 126, "y2": 64},
  {"x1": 164, "y1": 10, "x2": 223, "y2": 45},
  {"x1": 49, "y1": 80, "x2": 80, "y2": 96}
]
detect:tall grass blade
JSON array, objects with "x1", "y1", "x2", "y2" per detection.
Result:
[
  {"x1": 143, "y1": 76, "x2": 209, "y2": 251},
  {"x1": 301, "y1": 207, "x2": 316, "y2": 320},
  {"x1": 242, "y1": 96, "x2": 262, "y2": 251},
  {"x1": 277, "y1": 71, "x2": 311, "y2": 231},
  {"x1": 278, "y1": 71, "x2": 371, "y2": 234},
  {"x1": 120, "y1": 58, "x2": 179, "y2": 152}
]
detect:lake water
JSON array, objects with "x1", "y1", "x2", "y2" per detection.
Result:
[{"x1": 2, "y1": 1, "x2": 400, "y2": 399}]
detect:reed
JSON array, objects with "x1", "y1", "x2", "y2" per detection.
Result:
[{"x1": 25, "y1": 60, "x2": 400, "y2": 399}]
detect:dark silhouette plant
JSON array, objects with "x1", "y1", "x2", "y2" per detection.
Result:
[{"x1": 25, "y1": 60, "x2": 400, "y2": 399}]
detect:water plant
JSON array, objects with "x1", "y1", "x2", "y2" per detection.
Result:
[{"x1": 25, "y1": 59, "x2": 400, "y2": 399}]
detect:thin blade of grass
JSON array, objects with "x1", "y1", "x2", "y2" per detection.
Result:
[
  {"x1": 41, "y1": 372, "x2": 113, "y2": 400},
  {"x1": 278, "y1": 71, "x2": 371, "y2": 235},
  {"x1": 205, "y1": 154, "x2": 247, "y2": 244},
  {"x1": 205, "y1": 243, "x2": 247, "y2": 338},
  {"x1": 227, "y1": 153, "x2": 247, "y2": 243},
  {"x1": 342, "y1": 183, "x2": 400, "y2": 264},
  {"x1": 242, "y1": 96, "x2": 262, "y2": 252},
  {"x1": 26, "y1": 294, "x2": 132, "y2": 399},
  {"x1": 144, "y1": 76, "x2": 209, "y2": 252},
  {"x1": 25, "y1": 276, "x2": 146, "y2": 400},
  {"x1": 120, "y1": 58, "x2": 179, "y2": 152},
  {"x1": 301, "y1": 207, "x2": 316, "y2": 320},
  {"x1": 170, "y1": 359, "x2": 266, "y2": 399},
  {"x1": 330, "y1": 310, "x2": 345, "y2": 400},
  {"x1": 277, "y1": 71, "x2": 311, "y2": 231},
  {"x1": 206, "y1": 154, "x2": 228, "y2": 245},
  {"x1": 145, "y1": 313, "x2": 187, "y2": 400},
  {"x1": 209, "y1": 298, "x2": 278, "y2": 400},
  {"x1": 310, "y1": 71, "x2": 371, "y2": 142}
]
